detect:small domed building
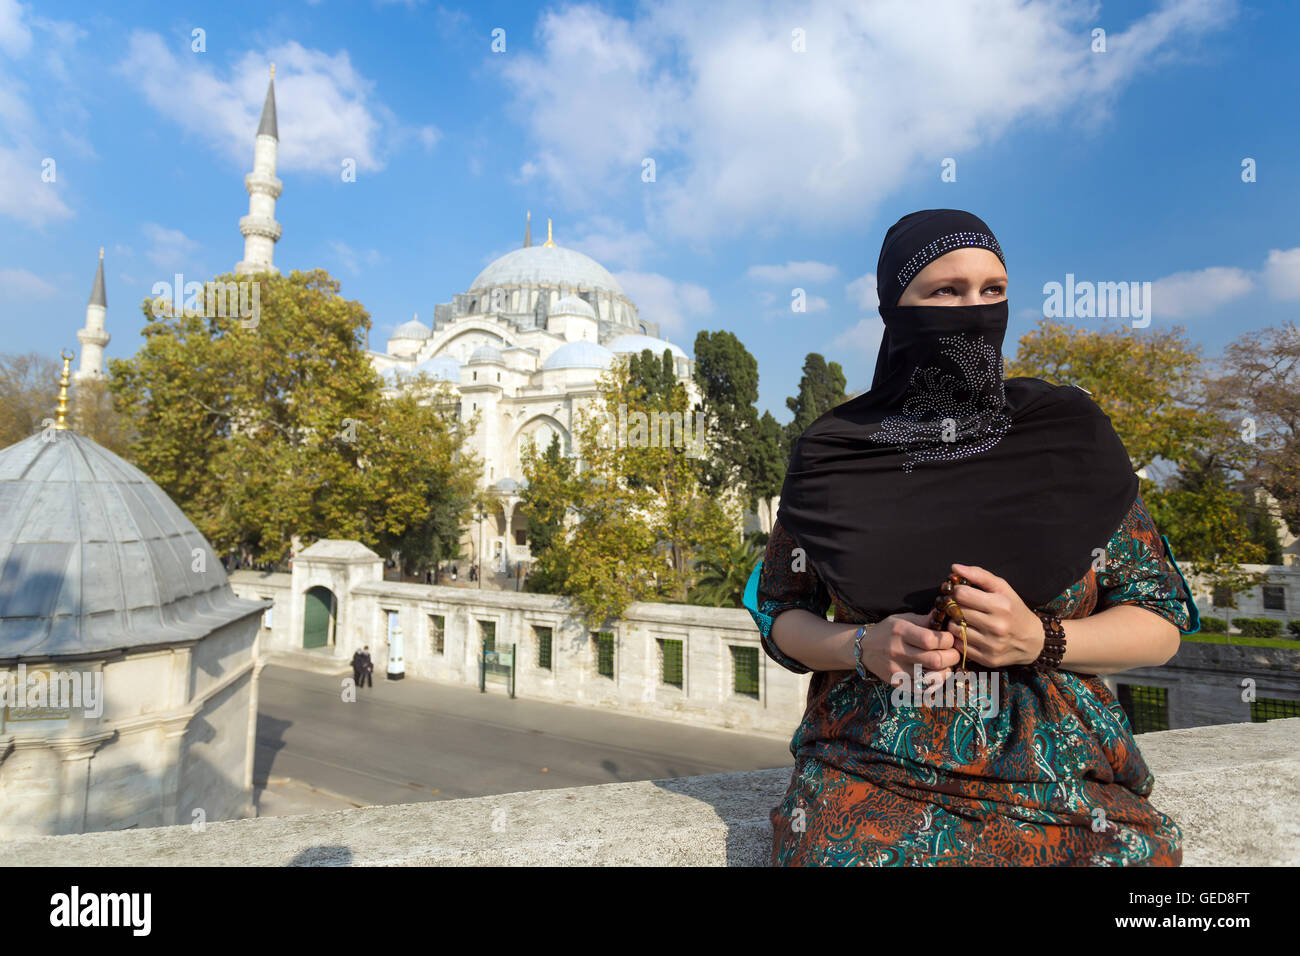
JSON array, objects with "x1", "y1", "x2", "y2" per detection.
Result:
[
  {"x1": 369, "y1": 217, "x2": 698, "y2": 575},
  {"x1": 0, "y1": 362, "x2": 264, "y2": 837}
]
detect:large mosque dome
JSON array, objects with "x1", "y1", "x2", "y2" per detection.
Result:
[
  {"x1": 470, "y1": 245, "x2": 625, "y2": 298},
  {"x1": 0, "y1": 431, "x2": 257, "y2": 657}
]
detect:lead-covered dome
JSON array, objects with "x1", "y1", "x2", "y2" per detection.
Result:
[
  {"x1": 414, "y1": 355, "x2": 462, "y2": 381},
  {"x1": 0, "y1": 432, "x2": 258, "y2": 657},
  {"x1": 606, "y1": 333, "x2": 689, "y2": 361},
  {"x1": 550, "y1": 295, "x2": 598, "y2": 319},
  {"x1": 392, "y1": 318, "x2": 431, "y2": 340},
  {"x1": 468, "y1": 344, "x2": 505, "y2": 364},
  {"x1": 541, "y1": 341, "x2": 616, "y2": 370},
  {"x1": 470, "y1": 245, "x2": 625, "y2": 298}
]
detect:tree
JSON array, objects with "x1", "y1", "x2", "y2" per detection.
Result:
[
  {"x1": 1210, "y1": 322, "x2": 1300, "y2": 535},
  {"x1": 111, "y1": 268, "x2": 480, "y2": 565},
  {"x1": 519, "y1": 433, "x2": 576, "y2": 595},
  {"x1": 783, "y1": 353, "x2": 846, "y2": 456},
  {"x1": 689, "y1": 531, "x2": 767, "y2": 607},
  {"x1": 692, "y1": 330, "x2": 763, "y2": 503},
  {"x1": 0, "y1": 352, "x2": 59, "y2": 447},
  {"x1": 73, "y1": 377, "x2": 134, "y2": 457},
  {"x1": 521, "y1": 356, "x2": 739, "y2": 623},
  {"x1": 1007, "y1": 319, "x2": 1219, "y2": 472}
]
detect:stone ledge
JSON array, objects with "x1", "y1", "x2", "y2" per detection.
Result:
[{"x1": 2, "y1": 718, "x2": 1296, "y2": 866}]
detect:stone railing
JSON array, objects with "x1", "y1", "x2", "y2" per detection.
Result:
[{"x1": 3, "y1": 718, "x2": 1296, "y2": 866}]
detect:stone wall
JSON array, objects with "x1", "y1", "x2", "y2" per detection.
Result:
[
  {"x1": 233, "y1": 554, "x2": 812, "y2": 737},
  {"x1": 3, "y1": 718, "x2": 1296, "y2": 866},
  {"x1": 1107, "y1": 639, "x2": 1300, "y2": 729}
]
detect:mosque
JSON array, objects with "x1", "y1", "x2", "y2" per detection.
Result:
[{"x1": 73, "y1": 68, "x2": 700, "y2": 580}]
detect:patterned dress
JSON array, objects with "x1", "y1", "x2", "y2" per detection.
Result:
[{"x1": 747, "y1": 494, "x2": 1194, "y2": 866}]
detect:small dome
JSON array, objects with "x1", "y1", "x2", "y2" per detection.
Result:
[
  {"x1": 492, "y1": 476, "x2": 527, "y2": 494},
  {"x1": 0, "y1": 432, "x2": 257, "y2": 657},
  {"x1": 550, "y1": 295, "x2": 597, "y2": 320},
  {"x1": 468, "y1": 344, "x2": 505, "y2": 364},
  {"x1": 606, "y1": 333, "x2": 689, "y2": 362},
  {"x1": 414, "y1": 355, "x2": 462, "y2": 381},
  {"x1": 541, "y1": 341, "x2": 616, "y2": 371},
  {"x1": 392, "y1": 318, "x2": 431, "y2": 340},
  {"x1": 379, "y1": 366, "x2": 405, "y2": 385}
]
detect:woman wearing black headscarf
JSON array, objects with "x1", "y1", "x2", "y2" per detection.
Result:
[{"x1": 744, "y1": 209, "x2": 1198, "y2": 866}]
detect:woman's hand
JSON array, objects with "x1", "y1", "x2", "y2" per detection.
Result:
[
  {"x1": 860, "y1": 612, "x2": 963, "y2": 688},
  {"x1": 945, "y1": 563, "x2": 1045, "y2": 668}
]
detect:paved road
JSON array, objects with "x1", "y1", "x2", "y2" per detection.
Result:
[{"x1": 254, "y1": 665, "x2": 795, "y2": 809}]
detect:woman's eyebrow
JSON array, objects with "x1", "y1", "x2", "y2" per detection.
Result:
[{"x1": 922, "y1": 273, "x2": 1008, "y2": 285}]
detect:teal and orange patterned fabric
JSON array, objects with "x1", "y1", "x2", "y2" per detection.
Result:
[{"x1": 748, "y1": 493, "x2": 1195, "y2": 866}]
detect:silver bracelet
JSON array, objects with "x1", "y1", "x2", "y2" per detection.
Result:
[{"x1": 852, "y1": 623, "x2": 871, "y2": 680}]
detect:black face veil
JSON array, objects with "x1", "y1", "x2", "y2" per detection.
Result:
[{"x1": 774, "y1": 210, "x2": 1138, "y2": 616}]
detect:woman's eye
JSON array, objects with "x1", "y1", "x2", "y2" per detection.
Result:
[
  {"x1": 933, "y1": 286, "x2": 955, "y2": 295},
  {"x1": 984, "y1": 285, "x2": 1004, "y2": 295}
]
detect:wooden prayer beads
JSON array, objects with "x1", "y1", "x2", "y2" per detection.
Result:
[{"x1": 930, "y1": 572, "x2": 970, "y2": 670}]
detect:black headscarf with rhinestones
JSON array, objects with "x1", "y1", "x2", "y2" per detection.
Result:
[{"x1": 775, "y1": 210, "x2": 1139, "y2": 616}]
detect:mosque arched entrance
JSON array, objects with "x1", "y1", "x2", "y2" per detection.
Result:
[{"x1": 302, "y1": 586, "x2": 337, "y2": 649}]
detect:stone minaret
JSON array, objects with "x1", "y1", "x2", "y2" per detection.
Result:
[
  {"x1": 75, "y1": 247, "x2": 109, "y2": 383},
  {"x1": 524, "y1": 210, "x2": 532, "y2": 248},
  {"x1": 235, "y1": 65, "x2": 282, "y2": 276}
]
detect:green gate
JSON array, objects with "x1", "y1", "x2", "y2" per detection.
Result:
[{"x1": 303, "y1": 587, "x2": 335, "y2": 648}]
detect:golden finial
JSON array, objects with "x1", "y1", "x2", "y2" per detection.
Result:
[
  {"x1": 543, "y1": 218, "x2": 555, "y2": 247},
  {"x1": 55, "y1": 349, "x2": 74, "y2": 431},
  {"x1": 270, "y1": 63, "x2": 275, "y2": 78},
  {"x1": 98, "y1": 246, "x2": 104, "y2": 260}
]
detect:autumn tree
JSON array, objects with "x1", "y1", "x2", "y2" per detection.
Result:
[
  {"x1": 0, "y1": 352, "x2": 59, "y2": 447},
  {"x1": 521, "y1": 356, "x2": 739, "y2": 624}
]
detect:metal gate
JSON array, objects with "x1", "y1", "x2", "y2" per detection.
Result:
[{"x1": 479, "y1": 639, "x2": 516, "y2": 698}]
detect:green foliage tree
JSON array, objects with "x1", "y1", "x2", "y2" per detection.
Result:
[
  {"x1": 520, "y1": 433, "x2": 575, "y2": 595},
  {"x1": 111, "y1": 268, "x2": 480, "y2": 567},
  {"x1": 688, "y1": 531, "x2": 767, "y2": 608},
  {"x1": 521, "y1": 356, "x2": 739, "y2": 624},
  {"x1": 783, "y1": 352, "x2": 846, "y2": 456}
]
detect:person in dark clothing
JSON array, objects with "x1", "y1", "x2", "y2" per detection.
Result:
[{"x1": 351, "y1": 646, "x2": 374, "y2": 688}]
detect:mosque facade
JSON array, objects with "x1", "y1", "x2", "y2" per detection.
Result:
[{"x1": 73, "y1": 69, "x2": 702, "y2": 579}]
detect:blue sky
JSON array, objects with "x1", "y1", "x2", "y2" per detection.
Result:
[{"x1": 3, "y1": 0, "x2": 1298, "y2": 420}]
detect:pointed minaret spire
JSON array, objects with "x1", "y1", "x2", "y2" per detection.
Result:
[
  {"x1": 542, "y1": 218, "x2": 555, "y2": 248},
  {"x1": 75, "y1": 247, "x2": 109, "y2": 384},
  {"x1": 236, "y1": 63, "x2": 283, "y2": 276},
  {"x1": 524, "y1": 210, "x2": 532, "y2": 248},
  {"x1": 257, "y1": 63, "x2": 278, "y2": 139}
]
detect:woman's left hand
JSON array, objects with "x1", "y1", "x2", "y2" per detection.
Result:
[{"x1": 945, "y1": 563, "x2": 1045, "y2": 668}]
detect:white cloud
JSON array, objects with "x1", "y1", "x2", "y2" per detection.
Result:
[
  {"x1": 0, "y1": 0, "x2": 31, "y2": 58},
  {"x1": 500, "y1": 0, "x2": 1235, "y2": 241},
  {"x1": 801, "y1": 295, "x2": 830, "y2": 313},
  {"x1": 613, "y1": 271, "x2": 713, "y2": 334},
  {"x1": 0, "y1": 0, "x2": 81, "y2": 226},
  {"x1": 116, "y1": 32, "x2": 424, "y2": 175},
  {"x1": 1262, "y1": 247, "x2": 1300, "y2": 301},
  {"x1": 846, "y1": 272, "x2": 878, "y2": 311},
  {"x1": 568, "y1": 215, "x2": 657, "y2": 270},
  {"x1": 0, "y1": 266, "x2": 55, "y2": 299},
  {"x1": 746, "y1": 260, "x2": 838, "y2": 283},
  {"x1": 142, "y1": 223, "x2": 201, "y2": 269},
  {"x1": 1151, "y1": 266, "x2": 1253, "y2": 319},
  {"x1": 832, "y1": 316, "x2": 885, "y2": 365},
  {"x1": 328, "y1": 240, "x2": 383, "y2": 275}
]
